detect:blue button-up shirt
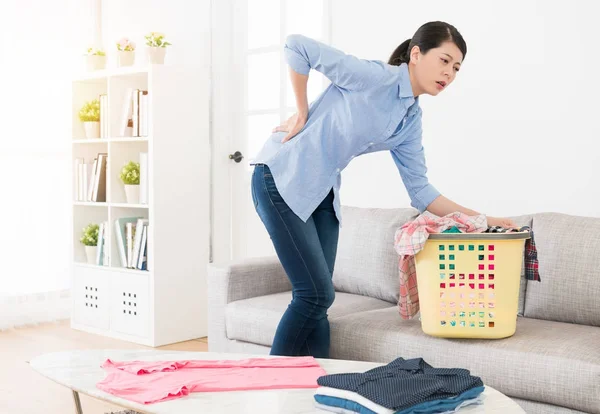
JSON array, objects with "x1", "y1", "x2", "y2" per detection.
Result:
[{"x1": 251, "y1": 34, "x2": 441, "y2": 225}]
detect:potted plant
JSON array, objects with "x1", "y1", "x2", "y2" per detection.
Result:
[
  {"x1": 145, "y1": 32, "x2": 171, "y2": 64},
  {"x1": 80, "y1": 223, "x2": 99, "y2": 264},
  {"x1": 78, "y1": 99, "x2": 101, "y2": 139},
  {"x1": 84, "y1": 47, "x2": 106, "y2": 71},
  {"x1": 116, "y1": 37, "x2": 136, "y2": 67},
  {"x1": 120, "y1": 161, "x2": 140, "y2": 203}
]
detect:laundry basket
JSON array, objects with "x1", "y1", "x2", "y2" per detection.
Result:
[{"x1": 414, "y1": 232, "x2": 530, "y2": 339}]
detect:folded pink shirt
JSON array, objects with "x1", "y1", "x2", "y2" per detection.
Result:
[{"x1": 96, "y1": 356, "x2": 327, "y2": 404}]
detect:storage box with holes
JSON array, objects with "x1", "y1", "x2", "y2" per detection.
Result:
[
  {"x1": 415, "y1": 232, "x2": 530, "y2": 338},
  {"x1": 110, "y1": 271, "x2": 150, "y2": 339},
  {"x1": 72, "y1": 266, "x2": 109, "y2": 330}
]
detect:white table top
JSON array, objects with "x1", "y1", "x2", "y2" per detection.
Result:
[{"x1": 29, "y1": 349, "x2": 525, "y2": 414}]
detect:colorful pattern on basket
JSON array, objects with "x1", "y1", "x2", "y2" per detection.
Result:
[
  {"x1": 393, "y1": 211, "x2": 488, "y2": 319},
  {"x1": 485, "y1": 225, "x2": 541, "y2": 281}
]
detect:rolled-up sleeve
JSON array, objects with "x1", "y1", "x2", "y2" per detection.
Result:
[
  {"x1": 284, "y1": 34, "x2": 389, "y2": 91},
  {"x1": 391, "y1": 129, "x2": 441, "y2": 212}
]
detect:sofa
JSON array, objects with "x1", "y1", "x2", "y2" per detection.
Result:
[{"x1": 207, "y1": 206, "x2": 600, "y2": 414}]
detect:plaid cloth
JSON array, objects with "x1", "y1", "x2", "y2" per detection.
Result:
[
  {"x1": 393, "y1": 211, "x2": 488, "y2": 319},
  {"x1": 486, "y1": 225, "x2": 541, "y2": 281}
]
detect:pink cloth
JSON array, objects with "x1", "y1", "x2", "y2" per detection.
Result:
[
  {"x1": 394, "y1": 211, "x2": 488, "y2": 320},
  {"x1": 96, "y1": 356, "x2": 327, "y2": 405}
]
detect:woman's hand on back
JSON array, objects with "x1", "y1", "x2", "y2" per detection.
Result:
[{"x1": 272, "y1": 112, "x2": 307, "y2": 143}]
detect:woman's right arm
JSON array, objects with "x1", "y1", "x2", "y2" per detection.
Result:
[
  {"x1": 272, "y1": 67, "x2": 309, "y2": 143},
  {"x1": 275, "y1": 34, "x2": 389, "y2": 142},
  {"x1": 289, "y1": 67, "x2": 309, "y2": 117},
  {"x1": 284, "y1": 34, "x2": 389, "y2": 91}
]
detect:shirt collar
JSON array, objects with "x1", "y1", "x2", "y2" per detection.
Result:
[
  {"x1": 398, "y1": 63, "x2": 415, "y2": 99},
  {"x1": 397, "y1": 63, "x2": 420, "y2": 117}
]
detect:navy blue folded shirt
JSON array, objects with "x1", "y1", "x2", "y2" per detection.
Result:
[{"x1": 317, "y1": 357, "x2": 484, "y2": 411}]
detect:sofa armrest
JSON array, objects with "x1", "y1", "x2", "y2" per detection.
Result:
[
  {"x1": 208, "y1": 255, "x2": 291, "y2": 303},
  {"x1": 206, "y1": 256, "x2": 290, "y2": 351}
]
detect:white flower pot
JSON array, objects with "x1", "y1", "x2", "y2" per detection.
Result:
[
  {"x1": 84, "y1": 121, "x2": 100, "y2": 139},
  {"x1": 85, "y1": 245, "x2": 97, "y2": 264},
  {"x1": 124, "y1": 184, "x2": 140, "y2": 204},
  {"x1": 118, "y1": 51, "x2": 135, "y2": 67},
  {"x1": 85, "y1": 55, "x2": 106, "y2": 71},
  {"x1": 147, "y1": 47, "x2": 166, "y2": 64}
]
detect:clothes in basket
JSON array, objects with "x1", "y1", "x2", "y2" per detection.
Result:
[{"x1": 485, "y1": 225, "x2": 541, "y2": 281}]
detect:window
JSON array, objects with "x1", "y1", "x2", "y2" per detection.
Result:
[
  {"x1": 245, "y1": 0, "x2": 331, "y2": 164},
  {"x1": 0, "y1": 0, "x2": 92, "y2": 329}
]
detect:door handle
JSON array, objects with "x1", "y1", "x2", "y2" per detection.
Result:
[{"x1": 228, "y1": 151, "x2": 244, "y2": 163}]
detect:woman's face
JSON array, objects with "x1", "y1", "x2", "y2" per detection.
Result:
[{"x1": 409, "y1": 41, "x2": 463, "y2": 96}]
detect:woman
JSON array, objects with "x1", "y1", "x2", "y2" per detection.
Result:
[{"x1": 250, "y1": 21, "x2": 516, "y2": 358}]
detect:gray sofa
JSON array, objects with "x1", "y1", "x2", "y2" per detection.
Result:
[{"x1": 207, "y1": 206, "x2": 600, "y2": 414}]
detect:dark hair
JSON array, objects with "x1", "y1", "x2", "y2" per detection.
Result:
[{"x1": 388, "y1": 21, "x2": 467, "y2": 66}]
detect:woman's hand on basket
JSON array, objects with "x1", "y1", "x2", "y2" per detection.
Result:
[{"x1": 487, "y1": 216, "x2": 518, "y2": 229}]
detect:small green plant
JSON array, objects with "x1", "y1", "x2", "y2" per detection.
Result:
[
  {"x1": 120, "y1": 161, "x2": 140, "y2": 185},
  {"x1": 85, "y1": 47, "x2": 106, "y2": 56},
  {"x1": 145, "y1": 32, "x2": 171, "y2": 48},
  {"x1": 78, "y1": 99, "x2": 100, "y2": 122},
  {"x1": 80, "y1": 223, "x2": 99, "y2": 246}
]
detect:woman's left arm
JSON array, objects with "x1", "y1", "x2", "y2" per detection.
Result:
[
  {"x1": 391, "y1": 120, "x2": 517, "y2": 228},
  {"x1": 427, "y1": 195, "x2": 517, "y2": 228},
  {"x1": 427, "y1": 194, "x2": 479, "y2": 217}
]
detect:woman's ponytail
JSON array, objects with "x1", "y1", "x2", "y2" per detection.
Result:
[{"x1": 388, "y1": 38, "x2": 412, "y2": 66}]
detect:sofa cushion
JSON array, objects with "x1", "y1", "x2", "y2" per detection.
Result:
[
  {"x1": 525, "y1": 213, "x2": 600, "y2": 326},
  {"x1": 225, "y1": 291, "x2": 393, "y2": 347},
  {"x1": 333, "y1": 206, "x2": 419, "y2": 303},
  {"x1": 330, "y1": 307, "x2": 600, "y2": 414},
  {"x1": 513, "y1": 398, "x2": 589, "y2": 414}
]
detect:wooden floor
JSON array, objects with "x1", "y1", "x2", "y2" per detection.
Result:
[{"x1": 0, "y1": 319, "x2": 208, "y2": 414}]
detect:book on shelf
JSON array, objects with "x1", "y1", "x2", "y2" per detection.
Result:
[
  {"x1": 131, "y1": 217, "x2": 149, "y2": 268},
  {"x1": 75, "y1": 159, "x2": 90, "y2": 201},
  {"x1": 137, "y1": 225, "x2": 148, "y2": 270},
  {"x1": 119, "y1": 87, "x2": 133, "y2": 137},
  {"x1": 95, "y1": 221, "x2": 109, "y2": 266},
  {"x1": 75, "y1": 158, "x2": 92, "y2": 201},
  {"x1": 139, "y1": 90, "x2": 149, "y2": 137},
  {"x1": 74, "y1": 153, "x2": 107, "y2": 202},
  {"x1": 132, "y1": 90, "x2": 139, "y2": 137},
  {"x1": 114, "y1": 217, "x2": 149, "y2": 270},
  {"x1": 86, "y1": 158, "x2": 97, "y2": 201},
  {"x1": 119, "y1": 88, "x2": 149, "y2": 138},
  {"x1": 94, "y1": 153, "x2": 108, "y2": 202}
]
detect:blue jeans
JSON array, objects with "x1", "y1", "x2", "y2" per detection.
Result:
[{"x1": 251, "y1": 164, "x2": 339, "y2": 358}]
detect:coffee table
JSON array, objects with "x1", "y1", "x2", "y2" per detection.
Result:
[{"x1": 30, "y1": 350, "x2": 525, "y2": 413}]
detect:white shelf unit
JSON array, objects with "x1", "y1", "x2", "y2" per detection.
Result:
[{"x1": 70, "y1": 65, "x2": 210, "y2": 347}]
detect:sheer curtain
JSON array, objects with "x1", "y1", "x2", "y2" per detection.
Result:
[{"x1": 0, "y1": 1, "x2": 96, "y2": 330}]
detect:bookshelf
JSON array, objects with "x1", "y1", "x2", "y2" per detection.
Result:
[{"x1": 70, "y1": 64, "x2": 210, "y2": 346}]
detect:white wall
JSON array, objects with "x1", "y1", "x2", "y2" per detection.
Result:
[
  {"x1": 100, "y1": 0, "x2": 210, "y2": 69},
  {"x1": 333, "y1": 0, "x2": 600, "y2": 218}
]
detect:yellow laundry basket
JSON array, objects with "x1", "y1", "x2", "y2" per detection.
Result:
[{"x1": 414, "y1": 232, "x2": 530, "y2": 339}]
